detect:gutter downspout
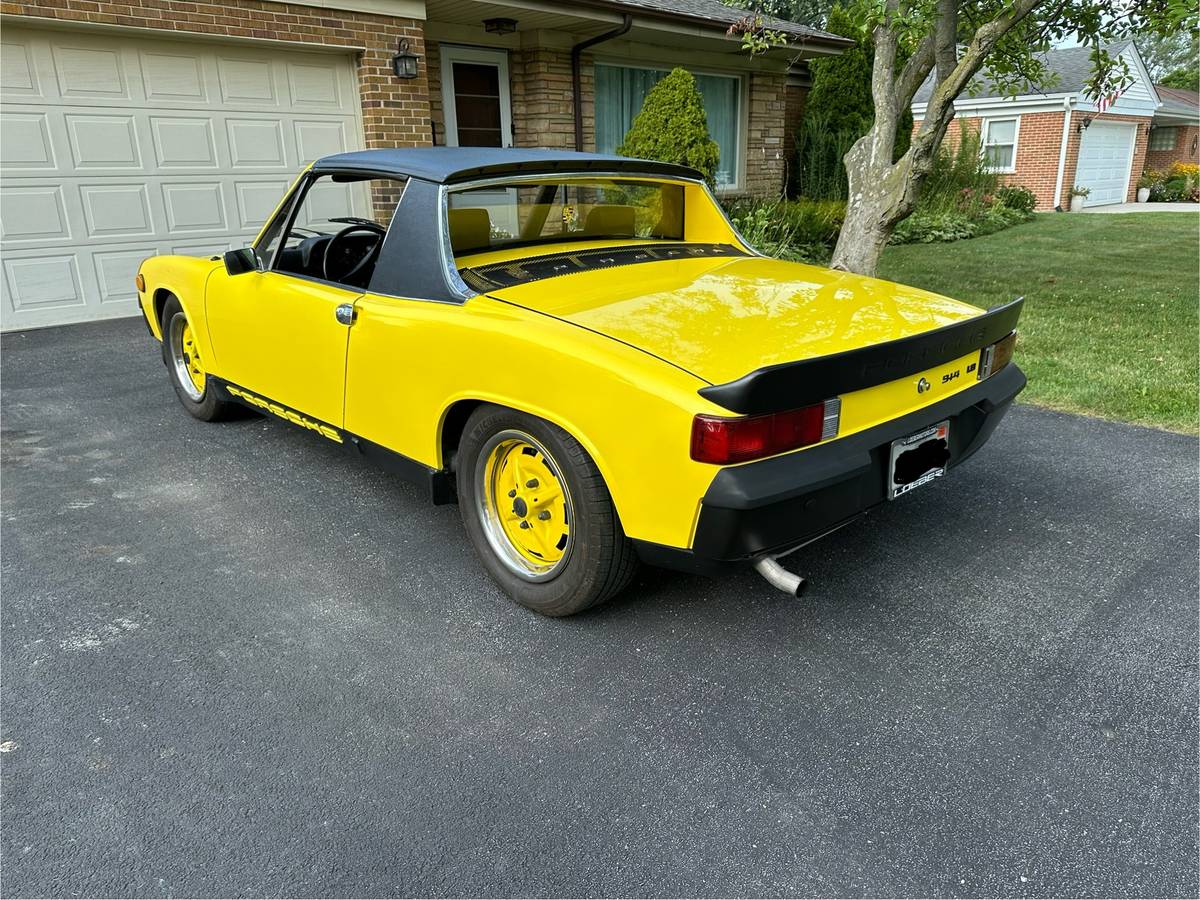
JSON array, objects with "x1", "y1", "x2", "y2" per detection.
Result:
[
  {"x1": 571, "y1": 14, "x2": 633, "y2": 151},
  {"x1": 1053, "y1": 96, "x2": 1075, "y2": 211}
]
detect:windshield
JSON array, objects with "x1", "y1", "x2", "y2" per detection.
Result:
[{"x1": 446, "y1": 178, "x2": 685, "y2": 255}]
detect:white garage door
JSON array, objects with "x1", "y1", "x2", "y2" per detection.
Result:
[
  {"x1": 0, "y1": 27, "x2": 366, "y2": 331},
  {"x1": 1076, "y1": 122, "x2": 1136, "y2": 207}
]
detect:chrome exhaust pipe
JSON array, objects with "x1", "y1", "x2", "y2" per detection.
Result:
[{"x1": 753, "y1": 557, "x2": 807, "y2": 597}]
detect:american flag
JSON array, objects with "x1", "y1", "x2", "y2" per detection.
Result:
[{"x1": 1096, "y1": 87, "x2": 1125, "y2": 113}]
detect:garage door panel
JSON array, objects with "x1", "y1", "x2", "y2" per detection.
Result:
[
  {"x1": 218, "y1": 57, "x2": 279, "y2": 106},
  {"x1": 150, "y1": 115, "x2": 220, "y2": 169},
  {"x1": 1, "y1": 185, "x2": 71, "y2": 242},
  {"x1": 288, "y1": 61, "x2": 344, "y2": 108},
  {"x1": 295, "y1": 119, "x2": 349, "y2": 165},
  {"x1": 1, "y1": 26, "x2": 364, "y2": 331},
  {"x1": 140, "y1": 51, "x2": 209, "y2": 104},
  {"x1": 65, "y1": 114, "x2": 143, "y2": 169},
  {"x1": 161, "y1": 182, "x2": 228, "y2": 232},
  {"x1": 52, "y1": 44, "x2": 130, "y2": 100},
  {"x1": 1, "y1": 111, "x2": 57, "y2": 170},
  {"x1": 3, "y1": 253, "x2": 87, "y2": 312},
  {"x1": 235, "y1": 180, "x2": 292, "y2": 230},
  {"x1": 80, "y1": 183, "x2": 155, "y2": 238},
  {"x1": 226, "y1": 117, "x2": 289, "y2": 168},
  {"x1": 1, "y1": 40, "x2": 40, "y2": 96},
  {"x1": 93, "y1": 247, "x2": 157, "y2": 305}
]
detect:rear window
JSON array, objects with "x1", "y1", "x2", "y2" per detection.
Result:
[{"x1": 446, "y1": 178, "x2": 684, "y2": 255}]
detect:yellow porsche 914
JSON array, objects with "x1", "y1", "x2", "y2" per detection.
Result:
[{"x1": 136, "y1": 148, "x2": 1024, "y2": 616}]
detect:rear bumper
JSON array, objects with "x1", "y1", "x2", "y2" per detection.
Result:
[{"x1": 634, "y1": 363, "x2": 1026, "y2": 574}]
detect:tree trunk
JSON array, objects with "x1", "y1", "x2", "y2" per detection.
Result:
[
  {"x1": 827, "y1": 0, "x2": 1042, "y2": 277},
  {"x1": 830, "y1": 144, "x2": 904, "y2": 276}
]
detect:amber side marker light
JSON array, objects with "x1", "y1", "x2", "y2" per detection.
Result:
[
  {"x1": 691, "y1": 399, "x2": 841, "y2": 465},
  {"x1": 134, "y1": 272, "x2": 145, "y2": 293},
  {"x1": 978, "y1": 330, "x2": 1017, "y2": 380}
]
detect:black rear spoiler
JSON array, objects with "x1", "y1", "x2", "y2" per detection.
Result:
[{"x1": 699, "y1": 297, "x2": 1024, "y2": 415}]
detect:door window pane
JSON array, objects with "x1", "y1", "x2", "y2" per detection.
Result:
[
  {"x1": 594, "y1": 64, "x2": 741, "y2": 187},
  {"x1": 453, "y1": 62, "x2": 503, "y2": 147}
]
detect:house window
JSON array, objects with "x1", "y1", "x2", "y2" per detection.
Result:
[
  {"x1": 593, "y1": 63, "x2": 741, "y2": 188},
  {"x1": 982, "y1": 118, "x2": 1019, "y2": 172},
  {"x1": 1149, "y1": 127, "x2": 1178, "y2": 151}
]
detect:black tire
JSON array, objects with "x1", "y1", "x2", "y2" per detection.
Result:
[
  {"x1": 456, "y1": 404, "x2": 638, "y2": 616},
  {"x1": 159, "y1": 295, "x2": 236, "y2": 422}
]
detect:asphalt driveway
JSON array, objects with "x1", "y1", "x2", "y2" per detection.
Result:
[{"x1": 2, "y1": 319, "x2": 1197, "y2": 898}]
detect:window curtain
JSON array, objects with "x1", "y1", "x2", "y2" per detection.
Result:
[{"x1": 594, "y1": 64, "x2": 739, "y2": 187}]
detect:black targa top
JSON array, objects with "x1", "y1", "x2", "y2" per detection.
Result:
[{"x1": 311, "y1": 147, "x2": 703, "y2": 185}]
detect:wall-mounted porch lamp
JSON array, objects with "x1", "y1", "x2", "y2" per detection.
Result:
[
  {"x1": 1076, "y1": 115, "x2": 1093, "y2": 134},
  {"x1": 392, "y1": 39, "x2": 419, "y2": 79}
]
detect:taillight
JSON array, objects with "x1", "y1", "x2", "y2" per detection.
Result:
[
  {"x1": 978, "y1": 330, "x2": 1016, "y2": 380},
  {"x1": 691, "y1": 398, "x2": 840, "y2": 465}
]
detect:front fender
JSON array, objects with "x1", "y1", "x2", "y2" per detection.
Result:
[{"x1": 138, "y1": 254, "x2": 222, "y2": 357}]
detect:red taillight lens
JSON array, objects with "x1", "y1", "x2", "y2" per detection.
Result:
[{"x1": 691, "y1": 401, "x2": 833, "y2": 465}]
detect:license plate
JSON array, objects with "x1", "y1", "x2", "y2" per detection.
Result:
[{"x1": 888, "y1": 421, "x2": 950, "y2": 500}]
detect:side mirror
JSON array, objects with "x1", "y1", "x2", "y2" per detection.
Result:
[{"x1": 223, "y1": 246, "x2": 260, "y2": 276}]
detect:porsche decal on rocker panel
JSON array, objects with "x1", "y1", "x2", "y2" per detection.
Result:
[{"x1": 223, "y1": 384, "x2": 344, "y2": 444}]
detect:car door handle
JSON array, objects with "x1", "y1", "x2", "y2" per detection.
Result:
[{"x1": 334, "y1": 304, "x2": 356, "y2": 326}]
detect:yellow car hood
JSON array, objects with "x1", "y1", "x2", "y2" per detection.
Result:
[{"x1": 484, "y1": 255, "x2": 984, "y2": 385}]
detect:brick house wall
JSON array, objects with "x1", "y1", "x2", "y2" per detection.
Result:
[
  {"x1": 782, "y1": 83, "x2": 808, "y2": 159},
  {"x1": 2, "y1": 0, "x2": 432, "y2": 151},
  {"x1": 1144, "y1": 124, "x2": 1200, "y2": 170},
  {"x1": 914, "y1": 110, "x2": 1151, "y2": 209},
  {"x1": 743, "y1": 72, "x2": 787, "y2": 196}
]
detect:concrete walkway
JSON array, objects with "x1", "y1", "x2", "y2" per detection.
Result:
[{"x1": 1078, "y1": 201, "x2": 1199, "y2": 213}]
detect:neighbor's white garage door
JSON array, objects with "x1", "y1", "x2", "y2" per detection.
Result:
[
  {"x1": 0, "y1": 27, "x2": 365, "y2": 331},
  {"x1": 1076, "y1": 121, "x2": 1136, "y2": 207}
]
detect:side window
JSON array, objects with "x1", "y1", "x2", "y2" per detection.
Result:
[
  {"x1": 268, "y1": 174, "x2": 406, "y2": 290},
  {"x1": 253, "y1": 186, "x2": 299, "y2": 268}
]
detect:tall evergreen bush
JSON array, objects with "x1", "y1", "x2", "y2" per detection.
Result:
[{"x1": 618, "y1": 68, "x2": 719, "y2": 188}]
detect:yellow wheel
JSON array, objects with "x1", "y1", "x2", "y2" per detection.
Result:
[
  {"x1": 475, "y1": 430, "x2": 574, "y2": 581},
  {"x1": 458, "y1": 405, "x2": 638, "y2": 616},
  {"x1": 160, "y1": 294, "x2": 235, "y2": 422},
  {"x1": 167, "y1": 309, "x2": 206, "y2": 402}
]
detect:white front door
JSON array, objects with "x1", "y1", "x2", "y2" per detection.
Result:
[
  {"x1": 439, "y1": 46, "x2": 513, "y2": 148},
  {"x1": 0, "y1": 26, "x2": 366, "y2": 331},
  {"x1": 1076, "y1": 122, "x2": 1137, "y2": 207}
]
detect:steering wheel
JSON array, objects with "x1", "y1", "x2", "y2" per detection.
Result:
[{"x1": 323, "y1": 222, "x2": 385, "y2": 285}]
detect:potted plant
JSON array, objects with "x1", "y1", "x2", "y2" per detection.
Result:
[
  {"x1": 1069, "y1": 184, "x2": 1090, "y2": 212},
  {"x1": 1136, "y1": 171, "x2": 1158, "y2": 203}
]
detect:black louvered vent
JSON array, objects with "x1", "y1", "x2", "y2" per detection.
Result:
[{"x1": 460, "y1": 243, "x2": 747, "y2": 291}]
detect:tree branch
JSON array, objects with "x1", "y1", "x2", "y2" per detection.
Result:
[{"x1": 894, "y1": 33, "x2": 936, "y2": 108}]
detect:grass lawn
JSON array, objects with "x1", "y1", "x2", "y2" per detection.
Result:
[{"x1": 879, "y1": 212, "x2": 1199, "y2": 434}]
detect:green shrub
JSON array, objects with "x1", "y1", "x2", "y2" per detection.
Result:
[
  {"x1": 617, "y1": 67, "x2": 719, "y2": 187},
  {"x1": 792, "y1": 112, "x2": 858, "y2": 201},
  {"x1": 722, "y1": 197, "x2": 845, "y2": 263},
  {"x1": 919, "y1": 124, "x2": 999, "y2": 213},
  {"x1": 995, "y1": 184, "x2": 1037, "y2": 213}
]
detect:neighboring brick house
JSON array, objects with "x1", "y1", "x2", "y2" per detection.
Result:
[
  {"x1": 1144, "y1": 85, "x2": 1200, "y2": 172},
  {"x1": 911, "y1": 41, "x2": 1190, "y2": 211},
  {"x1": 0, "y1": 0, "x2": 849, "y2": 330}
]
